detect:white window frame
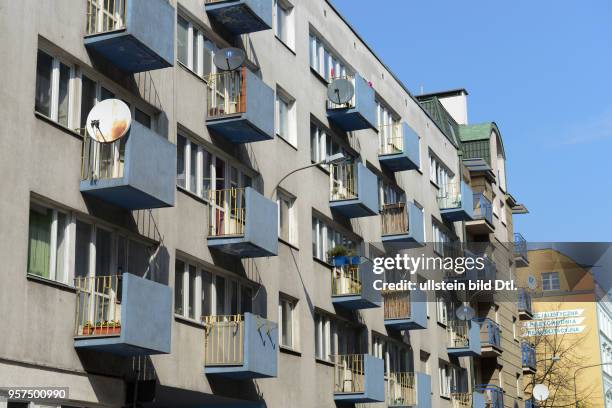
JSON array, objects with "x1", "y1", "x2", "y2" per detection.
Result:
[
  {"x1": 277, "y1": 189, "x2": 297, "y2": 245},
  {"x1": 439, "y1": 361, "x2": 451, "y2": 397},
  {"x1": 542, "y1": 272, "x2": 560, "y2": 291},
  {"x1": 35, "y1": 49, "x2": 76, "y2": 127},
  {"x1": 278, "y1": 295, "x2": 298, "y2": 350},
  {"x1": 312, "y1": 216, "x2": 357, "y2": 262},
  {"x1": 308, "y1": 32, "x2": 350, "y2": 82},
  {"x1": 436, "y1": 295, "x2": 448, "y2": 326},
  {"x1": 274, "y1": 0, "x2": 295, "y2": 50},
  {"x1": 314, "y1": 311, "x2": 336, "y2": 362},
  {"x1": 275, "y1": 88, "x2": 297, "y2": 147}
]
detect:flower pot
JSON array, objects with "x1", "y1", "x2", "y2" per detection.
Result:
[
  {"x1": 331, "y1": 256, "x2": 348, "y2": 267},
  {"x1": 349, "y1": 256, "x2": 361, "y2": 265},
  {"x1": 92, "y1": 326, "x2": 121, "y2": 336}
]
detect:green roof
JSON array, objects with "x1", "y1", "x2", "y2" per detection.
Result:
[
  {"x1": 416, "y1": 96, "x2": 460, "y2": 146},
  {"x1": 458, "y1": 123, "x2": 496, "y2": 142}
]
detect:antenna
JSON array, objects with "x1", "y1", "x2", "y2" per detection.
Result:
[
  {"x1": 527, "y1": 275, "x2": 537, "y2": 290},
  {"x1": 327, "y1": 78, "x2": 355, "y2": 106},
  {"x1": 213, "y1": 47, "x2": 246, "y2": 71},
  {"x1": 86, "y1": 99, "x2": 132, "y2": 144},
  {"x1": 455, "y1": 304, "x2": 475, "y2": 321},
  {"x1": 532, "y1": 384, "x2": 550, "y2": 402}
]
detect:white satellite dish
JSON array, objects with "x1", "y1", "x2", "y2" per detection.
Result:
[
  {"x1": 455, "y1": 304, "x2": 475, "y2": 321},
  {"x1": 532, "y1": 383, "x2": 549, "y2": 402},
  {"x1": 86, "y1": 99, "x2": 132, "y2": 144},
  {"x1": 213, "y1": 47, "x2": 246, "y2": 71},
  {"x1": 527, "y1": 275, "x2": 538, "y2": 290},
  {"x1": 327, "y1": 78, "x2": 355, "y2": 105}
]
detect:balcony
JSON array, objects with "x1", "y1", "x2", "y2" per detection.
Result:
[
  {"x1": 204, "y1": 0, "x2": 272, "y2": 35},
  {"x1": 449, "y1": 391, "x2": 486, "y2": 408},
  {"x1": 476, "y1": 318, "x2": 502, "y2": 357},
  {"x1": 518, "y1": 288, "x2": 534, "y2": 320},
  {"x1": 205, "y1": 67, "x2": 275, "y2": 143},
  {"x1": 465, "y1": 193, "x2": 494, "y2": 234},
  {"x1": 332, "y1": 354, "x2": 385, "y2": 403},
  {"x1": 84, "y1": 0, "x2": 174, "y2": 73},
  {"x1": 203, "y1": 313, "x2": 278, "y2": 379},
  {"x1": 525, "y1": 399, "x2": 539, "y2": 408},
  {"x1": 207, "y1": 187, "x2": 278, "y2": 258},
  {"x1": 447, "y1": 320, "x2": 481, "y2": 357},
  {"x1": 378, "y1": 122, "x2": 420, "y2": 172},
  {"x1": 387, "y1": 372, "x2": 431, "y2": 407},
  {"x1": 74, "y1": 273, "x2": 172, "y2": 355},
  {"x1": 380, "y1": 202, "x2": 425, "y2": 245},
  {"x1": 382, "y1": 289, "x2": 427, "y2": 331},
  {"x1": 445, "y1": 249, "x2": 496, "y2": 285},
  {"x1": 521, "y1": 342, "x2": 536, "y2": 374},
  {"x1": 326, "y1": 74, "x2": 377, "y2": 131},
  {"x1": 80, "y1": 122, "x2": 176, "y2": 210},
  {"x1": 437, "y1": 181, "x2": 474, "y2": 222},
  {"x1": 474, "y1": 385, "x2": 503, "y2": 408},
  {"x1": 331, "y1": 257, "x2": 381, "y2": 310},
  {"x1": 514, "y1": 233, "x2": 529, "y2": 267},
  {"x1": 329, "y1": 163, "x2": 379, "y2": 218}
]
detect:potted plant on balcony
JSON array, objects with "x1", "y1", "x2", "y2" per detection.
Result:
[
  {"x1": 92, "y1": 320, "x2": 121, "y2": 336},
  {"x1": 327, "y1": 245, "x2": 360, "y2": 266}
]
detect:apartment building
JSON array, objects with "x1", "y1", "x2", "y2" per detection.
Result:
[{"x1": 0, "y1": 1, "x2": 528, "y2": 407}]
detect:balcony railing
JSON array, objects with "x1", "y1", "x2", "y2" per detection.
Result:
[
  {"x1": 81, "y1": 137, "x2": 125, "y2": 182},
  {"x1": 333, "y1": 354, "x2": 366, "y2": 394},
  {"x1": 514, "y1": 233, "x2": 528, "y2": 264},
  {"x1": 447, "y1": 320, "x2": 470, "y2": 349},
  {"x1": 518, "y1": 288, "x2": 533, "y2": 318},
  {"x1": 526, "y1": 399, "x2": 539, "y2": 408},
  {"x1": 387, "y1": 372, "x2": 416, "y2": 407},
  {"x1": 473, "y1": 193, "x2": 493, "y2": 225},
  {"x1": 382, "y1": 291, "x2": 411, "y2": 320},
  {"x1": 74, "y1": 275, "x2": 122, "y2": 337},
  {"x1": 437, "y1": 181, "x2": 474, "y2": 222},
  {"x1": 450, "y1": 392, "x2": 472, "y2": 408},
  {"x1": 438, "y1": 182, "x2": 464, "y2": 210},
  {"x1": 476, "y1": 318, "x2": 501, "y2": 350},
  {"x1": 86, "y1": 0, "x2": 125, "y2": 36},
  {"x1": 327, "y1": 75, "x2": 357, "y2": 110},
  {"x1": 206, "y1": 68, "x2": 246, "y2": 119},
  {"x1": 521, "y1": 342, "x2": 536, "y2": 371},
  {"x1": 378, "y1": 123, "x2": 403, "y2": 155},
  {"x1": 330, "y1": 163, "x2": 357, "y2": 201},
  {"x1": 203, "y1": 314, "x2": 245, "y2": 366},
  {"x1": 332, "y1": 264, "x2": 362, "y2": 297},
  {"x1": 475, "y1": 384, "x2": 503, "y2": 408},
  {"x1": 207, "y1": 188, "x2": 246, "y2": 237},
  {"x1": 381, "y1": 203, "x2": 408, "y2": 236}
]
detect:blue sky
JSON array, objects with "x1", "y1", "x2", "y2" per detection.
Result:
[{"x1": 331, "y1": 0, "x2": 612, "y2": 242}]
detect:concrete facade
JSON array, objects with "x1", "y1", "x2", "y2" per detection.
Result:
[{"x1": 0, "y1": 1, "x2": 527, "y2": 407}]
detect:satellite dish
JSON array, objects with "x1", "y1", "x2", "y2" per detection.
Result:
[
  {"x1": 527, "y1": 275, "x2": 538, "y2": 290},
  {"x1": 532, "y1": 384, "x2": 550, "y2": 402},
  {"x1": 86, "y1": 99, "x2": 131, "y2": 144},
  {"x1": 455, "y1": 304, "x2": 475, "y2": 321},
  {"x1": 213, "y1": 47, "x2": 246, "y2": 71},
  {"x1": 327, "y1": 78, "x2": 355, "y2": 105}
]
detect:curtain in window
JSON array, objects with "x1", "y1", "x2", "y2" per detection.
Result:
[{"x1": 27, "y1": 209, "x2": 51, "y2": 278}]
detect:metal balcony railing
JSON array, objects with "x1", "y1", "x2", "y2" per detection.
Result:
[
  {"x1": 450, "y1": 392, "x2": 472, "y2": 408},
  {"x1": 521, "y1": 342, "x2": 536, "y2": 369},
  {"x1": 330, "y1": 163, "x2": 357, "y2": 201},
  {"x1": 332, "y1": 264, "x2": 362, "y2": 297},
  {"x1": 327, "y1": 75, "x2": 357, "y2": 110},
  {"x1": 206, "y1": 67, "x2": 247, "y2": 119},
  {"x1": 86, "y1": 0, "x2": 126, "y2": 36},
  {"x1": 476, "y1": 318, "x2": 501, "y2": 349},
  {"x1": 473, "y1": 193, "x2": 493, "y2": 224},
  {"x1": 437, "y1": 182, "x2": 464, "y2": 210},
  {"x1": 382, "y1": 290, "x2": 411, "y2": 320},
  {"x1": 475, "y1": 384, "x2": 504, "y2": 408},
  {"x1": 447, "y1": 320, "x2": 470, "y2": 349},
  {"x1": 526, "y1": 399, "x2": 539, "y2": 408},
  {"x1": 514, "y1": 233, "x2": 528, "y2": 260},
  {"x1": 81, "y1": 137, "x2": 125, "y2": 181},
  {"x1": 203, "y1": 314, "x2": 245, "y2": 366},
  {"x1": 74, "y1": 274, "x2": 122, "y2": 337},
  {"x1": 381, "y1": 203, "x2": 408, "y2": 236},
  {"x1": 378, "y1": 123, "x2": 403, "y2": 155},
  {"x1": 518, "y1": 288, "x2": 533, "y2": 315},
  {"x1": 387, "y1": 372, "x2": 416, "y2": 407},
  {"x1": 332, "y1": 354, "x2": 365, "y2": 394},
  {"x1": 207, "y1": 188, "x2": 246, "y2": 237}
]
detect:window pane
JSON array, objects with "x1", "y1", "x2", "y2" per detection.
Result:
[
  {"x1": 177, "y1": 16, "x2": 189, "y2": 65},
  {"x1": 188, "y1": 264, "x2": 196, "y2": 318},
  {"x1": 229, "y1": 280, "x2": 238, "y2": 315},
  {"x1": 241, "y1": 286, "x2": 252, "y2": 314},
  {"x1": 281, "y1": 300, "x2": 292, "y2": 347},
  {"x1": 75, "y1": 220, "x2": 91, "y2": 279},
  {"x1": 202, "y1": 149, "x2": 212, "y2": 193},
  {"x1": 189, "y1": 143, "x2": 197, "y2": 193},
  {"x1": 35, "y1": 50, "x2": 53, "y2": 117},
  {"x1": 202, "y1": 270, "x2": 212, "y2": 317},
  {"x1": 176, "y1": 135, "x2": 186, "y2": 188},
  {"x1": 128, "y1": 239, "x2": 149, "y2": 277},
  {"x1": 100, "y1": 87, "x2": 114, "y2": 101},
  {"x1": 95, "y1": 228, "x2": 112, "y2": 276},
  {"x1": 216, "y1": 275, "x2": 226, "y2": 315},
  {"x1": 192, "y1": 28, "x2": 199, "y2": 72},
  {"x1": 27, "y1": 206, "x2": 52, "y2": 278},
  {"x1": 175, "y1": 260, "x2": 184, "y2": 315},
  {"x1": 55, "y1": 212, "x2": 68, "y2": 282},
  {"x1": 80, "y1": 75, "x2": 97, "y2": 130},
  {"x1": 215, "y1": 157, "x2": 225, "y2": 190},
  {"x1": 203, "y1": 40, "x2": 214, "y2": 77},
  {"x1": 58, "y1": 63, "x2": 71, "y2": 126}
]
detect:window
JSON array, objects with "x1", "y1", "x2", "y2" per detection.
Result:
[
  {"x1": 439, "y1": 361, "x2": 451, "y2": 397},
  {"x1": 310, "y1": 122, "x2": 352, "y2": 164},
  {"x1": 35, "y1": 49, "x2": 74, "y2": 127},
  {"x1": 274, "y1": 0, "x2": 294, "y2": 49},
  {"x1": 279, "y1": 295, "x2": 298, "y2": 349},
  {"x1": 436, "y1": 294, "x2": 449, "y2": 325},
  {"x1": 432, "y1": 222, "x2": 451, "y2": 256},
  {"x1": 542, "y1": 272, "x2": 560, "y2": 291},
  {"x1": 277, "y1": 190, "x2": 297, "y2": 245},
  {"x1": 380, "y1": 180, "x2": 404, "y2": 207},
  {"x1": 312, "y1": 216, "x2": 357, "y2": 262},
  {"x1": 176, "y1": 134, "x2": 253, "y2": 198},
  {"x1": 500, "y1": 200, "x2": 507, "y2": 225},
  {"x1": 177, "y1": 15, "x2": 219, "y2": 77},
  {"x1": 439, "y1": 362, "x2": 466, "y2": 397},
  {"x1": 373, "y1": 335, "x2": 411, "y2": 376},
  {"x1": 309, "y1": 32, "x2": 349, "y2": 81},
  {"x1": 27, "y1": 203, "x2": 70, "y2": 284},
  {"x1": 429, "y1": 152, "x2": 450, "y2": 190},
  {"x1": 512, "y1": 316, "x2": 517, "y2": 340},
  {"x1": 275, "y1": 89, "x2": 296, "y2": 146},
  {"x1": 175, "y1": 259, "x2": 253, "y2": 320},
  {"x1": 314, "y1": 311, "x2": 337, "y2": 361},
  {"x1": 377, "y1": 101, "x2": 400, "y2": 152}
]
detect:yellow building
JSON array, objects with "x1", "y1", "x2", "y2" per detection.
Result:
[{"x1": 517, "y1": 248, "x2": 605, "y2": 407}]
